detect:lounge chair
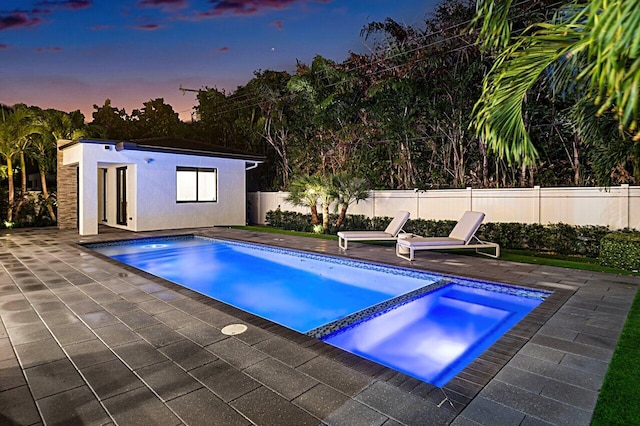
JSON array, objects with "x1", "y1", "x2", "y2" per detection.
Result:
[
  {"x1": 395, "y1": 211, "x2": 500, "y2": 260},
  {"x1": 338, "y1": 211, "x2": 410, "y2": 250}
]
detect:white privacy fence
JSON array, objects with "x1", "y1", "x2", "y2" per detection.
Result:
[{"x1": 248, "y1": 185, "x2": 640, "y2": 230}]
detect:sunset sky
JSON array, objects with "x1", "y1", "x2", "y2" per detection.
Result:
[{"x1": 0, "y1": 0, "x2": 435, "y2": 121}]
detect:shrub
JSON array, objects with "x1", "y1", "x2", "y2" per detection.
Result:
[
  {"x1": 599, "y1": 233, "x2": 640, "y2": 271},
  {"x1": 264, "y1": 209, "x2": 625, "y2": 258},
  {"x1": 405, "y1": 219, "x2": 457, "y2": 237},
  {"x1": 265, "y1": 208, "x2": 314, "y2": 232},
  {"x1": 2, "y1": 192, "x2": 56, "y2": 229},
  {"x1": 339, "y1": 214, "x2": 377, "y2": 231},
  {"x1": 476, "y1": 222, "x2": 609, "y2": 257}
]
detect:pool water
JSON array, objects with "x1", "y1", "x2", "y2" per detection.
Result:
[
  {"x1": 89, "y1": 236, "x2": 547, "y2": 387},
  {"x1": 322, "y1": 283, "x2": 542, "y2": 387},
  {"x1": 90, "y1": 236, "x2": 440, "y2": 333}
]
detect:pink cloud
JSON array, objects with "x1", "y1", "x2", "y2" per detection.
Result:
[
  {"x1": 135, "y1": 23, "x2": 162, "y2": 30},
  {"x1": 214, "y1": 46, "x2": 229, "y2": 53},
  {"x1": 0, "y1": 13, "x2": 42, "y2": 31},
  {"x1": 0, "y1": 44, "x2": 9, "y2": 49},
  {"x1": 62, "y1": 0, "x2": 92, "y2": 10},
  {"x1": 36, "y1": 1, "x2": 92, "y2": 10},
  {"x1": 270, "y1": 20, "x2": 283, "y2": 30},
  {"x1": 34, "y1": 46, "x2": 63, "y2": 52},
  {"x1": 198, "y1": 0, "x2": 332, "y2": 17},
  {"x1": 137, "y1": 0, "x2": 188, "y2": 11},
  {"x1": 0, "y1": 1, "x2": 91, "y2": 31}
]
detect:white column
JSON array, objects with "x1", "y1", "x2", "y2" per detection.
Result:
[
  {"x1": 78, "y1": 158, "x2": 98, "y2": 236},
  {"x1": 621, "y1": 184, "x2": 630, "y2": 229},
  {"x1": 534, "y1": 185, "x2": 541, "y2": 224}
]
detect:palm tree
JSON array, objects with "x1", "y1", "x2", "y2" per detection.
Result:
[
  {"x1": 0, "y1": 106, "x2": 34, "y2": 222},
  {"x1": 0, "y1": 124, "x2": 17, "y2": 222},
  {"x1": 315, "y1": 175, "x2": 335, "y2": 233},
  {"x1": 286, "y1": 174, "x2": 335, "y2": 231},
  {"x1": 8, "y1": 105, "x2": 38, "y2": 220},
  {"x1": 32, "y1": 109, "x2": 86, "y2": 221},
  {"x1": 286, "y1": 175, "x2": 322, "y2": 225},
  {"x1": 332, "y1": 174, "x2": 369, "y2": 229},
  {"x1": 471, "y1": 0, "x2": 640, "y2": 174}
]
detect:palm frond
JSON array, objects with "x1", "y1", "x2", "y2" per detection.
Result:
[
  {"x1": 472, "y1": 0, "x2": 514, "y2": 51},
  {"x1": 584, "y1": 0, "x2": 640, "y2": 135},
  {"x1": 473, "y1": 24, "x2": 578, "y2": 163},
  {"x1": 473, "y1": 0, "x2": 640, "y2": 164}
]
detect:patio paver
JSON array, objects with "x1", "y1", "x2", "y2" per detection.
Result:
[{"x1": 0, "y1": 226, "x2": 637, "y2": 425}]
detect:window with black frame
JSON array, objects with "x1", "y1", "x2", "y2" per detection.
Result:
[{"x1": 176, "y1": 167, "x2": 217, "y2": 202}]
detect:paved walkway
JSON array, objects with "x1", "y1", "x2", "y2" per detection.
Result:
[{"x1": 0, "y1": 226, "x2": 637, "y2": 425}]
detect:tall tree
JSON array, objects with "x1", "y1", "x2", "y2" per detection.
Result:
[
  {"x1": 130, "y1": 98, "x2": 182, "y2": 138},
  {"x1": 32, "y1": 108, "x2": 86, "y2": 221},
  {"x1": 0, "y1": 105, "x2": 34, "y2": 222},
  {"x1": 245, "y1": 70, "x2": 294, "y2": 188},
  {"x1": 7, "y1": 105, "x2": 36, "y2": 220},
  {"x1": 194, "y1": 87, "x2": 242, "y2": 146},
  {"x1": 288, "y1": 55, "x2": 363, "y2": 176},
  {"x1": 0, "y1": 116, "x2": 17, "y2": 222},
  {"x1": 90, "y1": 99, "x2": 131, "y2": 139}
]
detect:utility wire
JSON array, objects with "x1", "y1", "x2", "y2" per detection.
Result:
[
  {"x1": 199, "y1": 0, "x2": 552, "y2": 109},
  {"x1": 189, "y1": 0, "x2": 563, "y2": 118},
  {"x1": 182, "y1": 0, "x2": 552, "y2": 112}
]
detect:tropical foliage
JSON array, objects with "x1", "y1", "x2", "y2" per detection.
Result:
[
  {"x1": 3, "y1": 0, "x2": 639, "y2": 229},
  {"x1": 0, "y1": 104, "x2": 86, "y2": 225},
  {"x1": 472, "y1": 0, "x2": 640, "y2": 182},
  {"x1": 285, "y1": 173, "x2": 369, "y2": 233},
  {"x1": 175, "y1": 0, "x2": 636, "y2": 188}
]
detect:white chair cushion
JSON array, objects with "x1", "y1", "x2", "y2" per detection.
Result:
[
  {"x1": 448, "y1": 211, "x2": 485, "y2": 242},
  {"x1": 338, "y1": 231, "x2": 394, "y2": 239},
  {"x1": 383, "y1": 211, "x2": 410, "y2": 236}
]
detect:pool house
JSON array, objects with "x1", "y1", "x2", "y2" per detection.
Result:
[{"x1": 56, "y1": 137, "x2": 264, "y2": 235}]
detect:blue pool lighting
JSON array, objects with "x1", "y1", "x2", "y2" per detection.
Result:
[{"x1": 88, "y1": 235, "x2": 548, "y2": 387}]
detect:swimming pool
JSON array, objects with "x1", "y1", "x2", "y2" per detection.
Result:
[
  {"x1": 88, "y1": 235, "x2": 548, "y2": 387},
  {"x1": 90, "y1": 236, "x2": 443, "y2": 333}
]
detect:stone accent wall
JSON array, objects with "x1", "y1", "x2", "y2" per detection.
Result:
[{"x1": 56, "y1": 141, "x2": 78, "y2": 230}]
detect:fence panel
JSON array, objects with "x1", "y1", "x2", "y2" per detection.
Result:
[
  {"x1": 419, "y1": 189, "x2": 473, "y2": 221},
  {"x1": 540, "y1": 187, "x2": 624, "y2": 228},
  {"x1": 631, "y1": 187, "x2": 640, "y2": 230},
  {"x1": 248, "y1": 185, "x2": 639, "y2": 230}
]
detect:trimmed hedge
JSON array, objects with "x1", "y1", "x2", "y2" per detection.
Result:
[
  {"x1": 265, "y1": 209, "x2": 625, "y2": 258},
  {"x1": 599, "y1": 233, "x2": 640, "y2": 271}
]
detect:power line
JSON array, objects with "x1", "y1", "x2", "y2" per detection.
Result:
[
  {"x1": 187, "y1": 0, "x2": 563, "y2": 118},
  {"x1": 177, "y1": 1, "x2": 503, "y2": 110}
]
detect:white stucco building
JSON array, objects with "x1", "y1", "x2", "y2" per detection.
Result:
[{"x1": 57, "y1": 137, "x2": 264, "y2": 236}]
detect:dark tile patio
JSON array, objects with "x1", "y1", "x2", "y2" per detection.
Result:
[{"x1": 0, "y1": 226, "x2": 637, "y2": 425}]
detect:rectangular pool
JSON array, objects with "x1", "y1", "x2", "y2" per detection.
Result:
[
  {"x1": 89, "y1": 236, "x2": 442, "y2": 333},
  {"x1": 88, "y1": 235, "x2": 548, "y2": 387}
]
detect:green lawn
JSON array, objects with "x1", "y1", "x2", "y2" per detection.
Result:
[{"x1": 234, "y1": 225, "x2": 640, "y2": 424}]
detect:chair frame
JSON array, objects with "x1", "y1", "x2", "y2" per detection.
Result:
[
  {"x1": 338, "y1": 230, "x2": 408, "y2": 250},
  {"x1": 337, "y1": 211, "x2": 410, "y2": 250},
  {"x1": 396, "y1": 235, "x2": 500, "y2": 261}
]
